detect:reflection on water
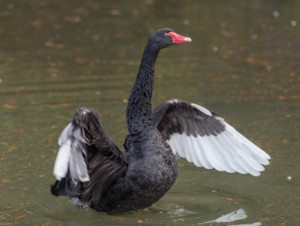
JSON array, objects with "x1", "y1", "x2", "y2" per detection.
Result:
[
  {"x1": 200, "y1": 208, "x2": 261, "y2": 225},
  {"x1": 0, "y1": 0, "x2": 299, "y2": 225},
  {"x1": 205, "y1": 208, "x2": 247, "y2": 224}
]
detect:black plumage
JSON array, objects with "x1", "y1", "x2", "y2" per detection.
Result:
[
  {"x1": 51, "y1": 28, "x2": 270, "y2": 213},
  {"x1": 51, "y1": 28, "x2": 187, "y2": 212}
]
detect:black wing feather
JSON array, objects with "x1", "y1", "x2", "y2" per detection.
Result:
[
  {"x1": 51, "y1": 107, "x2": 127, "y2": 204},
  {"x1": 153, "y1": 99, "x2": 225, "y2": 140}
]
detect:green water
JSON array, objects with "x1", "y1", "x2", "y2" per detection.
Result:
[{"x1": 0, "y1": 1, "x2": 299, "y2": 225}]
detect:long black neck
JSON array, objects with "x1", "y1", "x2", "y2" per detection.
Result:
[{"x1": 126, "y1": 41, "x2": 159, "y2": 134}]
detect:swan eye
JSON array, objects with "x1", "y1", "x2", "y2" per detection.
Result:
[{"x1": 164, "y1": 32, "x2": 169, "y2": 37}]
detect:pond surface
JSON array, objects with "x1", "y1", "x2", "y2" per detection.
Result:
[{"x1": 0, "y1": 0, "x2": 299, "y2": 225}]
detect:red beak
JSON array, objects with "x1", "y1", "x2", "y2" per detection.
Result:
[{"x1": 167, "y1": 31, "x2": 192, "y2": 44}]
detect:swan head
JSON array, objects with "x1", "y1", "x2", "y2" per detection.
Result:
[{"x1": 149, "y1": 28, "x2": 191, "y2": 51}]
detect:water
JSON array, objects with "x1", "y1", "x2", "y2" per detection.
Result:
[{"x1": 0, "y1": 1, "x2": 299, "y2": 225}]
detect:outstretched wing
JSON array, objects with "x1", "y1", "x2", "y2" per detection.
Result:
[
  {"x1": 51, "y1": 107, "x2": 127, "y2": 204},
  {"x1": 153, "y1": 99, "x2": 271, "y2": 176}
]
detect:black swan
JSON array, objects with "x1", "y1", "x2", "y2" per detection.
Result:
[{"x1": 50, "y1": 28, "x2": 271, "y2": 213}]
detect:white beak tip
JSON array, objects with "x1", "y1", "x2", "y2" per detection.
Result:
[{"x1": 185, "y1": 37, "x2": 192, "y2": 42}]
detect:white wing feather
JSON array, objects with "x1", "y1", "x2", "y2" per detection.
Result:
[
  {"x1": 58, "y1": 122, "x2": 72, "y2": 146},
  {"x1": 53, "y1": 123, "x2": 90, "y2": 182},
  {"x1": 167, "y1": 119, "x2": 270, "y2": 176},
  {"x1": 53, "y1": 139, "x2": 72, "y2": 180}
]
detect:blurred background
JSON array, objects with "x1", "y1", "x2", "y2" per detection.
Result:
[{"x1": 0, "y1": 0, "x2": 299, "y2": 225}]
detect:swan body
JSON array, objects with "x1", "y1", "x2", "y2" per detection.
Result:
[{"x1": 50, "y1": 28, "x2": 271, "y2": 213}]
